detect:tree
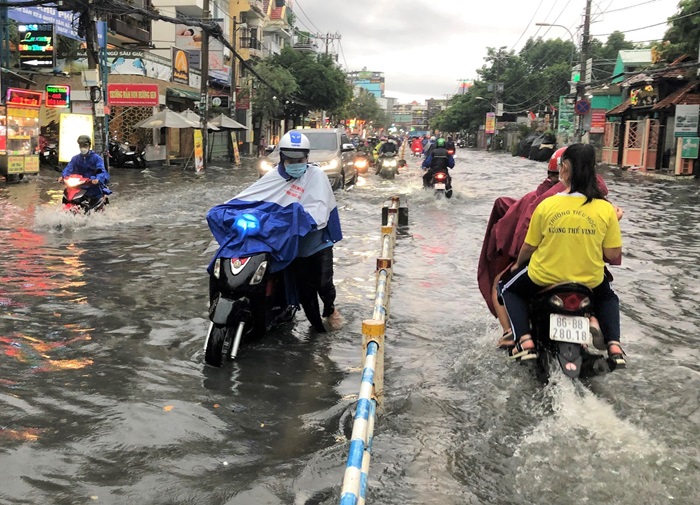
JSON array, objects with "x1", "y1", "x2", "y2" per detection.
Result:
[
  {"x1": 271, "y1": 47, "x2": 352, "y2": 117},
  {"x1": 251, "y1": 60, "x2": 298, "y2": 130},
  {"x1": 657, "y1": 0, "x2": 700, "y2": 61}
]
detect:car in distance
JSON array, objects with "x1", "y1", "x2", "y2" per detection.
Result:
[{"x1": 257, "y1": 128, "x2": 358, "y2": 190}]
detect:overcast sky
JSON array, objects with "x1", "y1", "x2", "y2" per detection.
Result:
[{"x1": 291, "y1": 0, "x2": 683, "y2": 103}]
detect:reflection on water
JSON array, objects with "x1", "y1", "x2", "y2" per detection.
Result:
[{"x1": 0, "y1": 161, "x2": 699, "y2": 504}]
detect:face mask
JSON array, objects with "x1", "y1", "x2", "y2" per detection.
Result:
[
  {"x1": 285, "y1": 162, "x2": 307, "y2": 178},
  {"x1": 80, "y1": 147, "x2": 89, "y2": 155}
]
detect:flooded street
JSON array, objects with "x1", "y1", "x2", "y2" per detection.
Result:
[{"x1": 1, "y1": 150, "x2": 699, "y2": 505}]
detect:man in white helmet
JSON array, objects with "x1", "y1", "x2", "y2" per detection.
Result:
[{"x1": 207, "y1": 131, "x2": 343, "y2": 331}]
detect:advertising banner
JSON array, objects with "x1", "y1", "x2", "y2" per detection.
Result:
[
  {"x1": 681, "y1": 137, "x2": 699, "y2": 159},
  {"x1": 175, "y1": 23, "x2": 225, "y2": 70},
  {"x1": 674, "y1": 104, "x2": 699, "y2": 137},
  {"x1": 236, "y1": 87, "x2": 250, "y2": 110},
  {"x1": 172, "y1": 47, "x2": 190, "y2": 85},
  {"x1": 590, "y1": 109, "x2": 607, "y2": 134},
  {"x1": 193, "y1": 129, "x2": 204, "y2": 173},
  {"x1": 10, "y1": 7, "x2": 104, "y2": 45},
  {"x1": 232, "y1": 132, "x2": 240, "y2": 165},
  {"x1": 18, "y1": 23, "x2": 55, "y2": 69},
  {"x1": 45, "y1": 85, "x2": 70, "y2": 108},
  {"x1": 107, "y1": 84, "x2": 159, "y2": 106},
  {"x1": 485, "y1": 112, "x2": 496, "y2": 134},
  {"x1": 558, "y1": 95, "x2": 575, "y2": 138}
]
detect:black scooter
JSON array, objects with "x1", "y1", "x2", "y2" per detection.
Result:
[
  {"x1": 527, "y1": 283, "x2": 609, "y2": 381},
  {"x1": 204, "y1": 250, "x2": 325, "y2": 366},
  {"x1": 109, "y1": 139, "x2": 147, "y2": 168},
  {"x1": 425, "y1": 169, "x2": 453, "y2": 198},
  {"x1": 376, "y1": 152, "x2": 399, "y2": 179}
]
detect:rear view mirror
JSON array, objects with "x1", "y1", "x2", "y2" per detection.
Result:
[{"x1": 342, "y1": 143, "x2": 355, "y2": 152}]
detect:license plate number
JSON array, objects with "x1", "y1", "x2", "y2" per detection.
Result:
[
  {"x1": 549, "y1": 314, "x2": 590, "y2": 344},
  {"x1": 434, "y1": 183, "x2": 445, "y2": 190}
]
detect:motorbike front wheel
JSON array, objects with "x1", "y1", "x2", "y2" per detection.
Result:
[{"x1": 204, "y1": 323, "x2": 234, "y2": 367}]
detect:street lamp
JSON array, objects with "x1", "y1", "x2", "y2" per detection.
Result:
[{"x1": 475, "y1": 96, "x2": 496, "y2": 109}]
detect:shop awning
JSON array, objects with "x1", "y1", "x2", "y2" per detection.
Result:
[
  {"x1": 167, "y1": 87, "x2": 200, "y2": 101},
  {"x1": 607, "y1": 98, "x2": 632, "y2": 116},
  {"x1": 652, "y1": 81, "x2": 700, "y2": 110},
  {"x1": 1, "y1": 68, "x2": 36, "y2": 86}
]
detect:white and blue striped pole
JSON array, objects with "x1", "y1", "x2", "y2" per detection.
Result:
[{"x1": 340, "y1": 341, "x2": 378, "y2": 505}]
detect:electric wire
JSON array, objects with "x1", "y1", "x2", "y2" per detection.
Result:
[{"x1": 592, "y1": 10, "x2": 700, "y2": 37}]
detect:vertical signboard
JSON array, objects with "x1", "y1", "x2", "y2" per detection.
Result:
[
  {"x1": 18, "y1": 23, "x2": 55, "y2": 69},
  {"x1": 193, "y1": 129, "x2": 204, "y2": 173},
  {"x1": 485, "y1": 112, "x2": 496, "y2": 134},
  {"x1": 171, "y1": 47, "x2": 190, "y2": 85},
  {"x1": 558, "y1": 95, "x2": 575, "y2": 139}
]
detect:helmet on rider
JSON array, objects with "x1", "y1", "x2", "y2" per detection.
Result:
[
  {"x1": 548, "y1": 146, "x2": 567, "y2": 173},
  {"x1": 278, "y1": 131, "x2": 310, "y2": 161},
  {"x1": 430, "y1": 135, "x2": 436, "y2": 141},
  {"x1": 436, "y1": 138, "x2": 446, "y2": 147},
  {"x1": 77, "y1": 135, "x2": 92, "y2": 147}
]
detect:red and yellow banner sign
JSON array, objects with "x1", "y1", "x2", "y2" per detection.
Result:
[{"x1": 107, "y1": 84, "x2": 159, "y2": 106}]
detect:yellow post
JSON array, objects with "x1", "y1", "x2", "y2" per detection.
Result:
[{"x1": 362, "y1": 319, "x2": 385, "y2": 399}]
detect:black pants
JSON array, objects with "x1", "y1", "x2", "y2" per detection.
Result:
[{"x1": 291, "y1": 247, "x2": 336, "y2": 326}]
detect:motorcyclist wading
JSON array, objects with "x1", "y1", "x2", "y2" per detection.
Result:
[
  {"x1": 422, "y1": 138, "x2": 455, "y2": 198},
  {"x1": 59, "y1": 135, "x2": 112, "y2": 210}
]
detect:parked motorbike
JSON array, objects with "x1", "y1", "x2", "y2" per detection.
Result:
[
  {"x1": 526, "y1": 282, "x2": 608, "y2": 381},
  {"x1": 457, "y1": 139, "x2": 466, "y2": 148},
  {"x1": 376, "y1": 152, "x2": 399, "y2": 179},
  {"x1": 109, "y1": 139, "x2": 147, "y2": 168},
  {"x1": 61, "y1": 174, "x2": 109, "y2": 214},
  {"x1": 426, "y1": 169, "x2": 452, "y2": 198},
  {"x1": 40, "y1": 144, "x2": 59, "y2": 168}
]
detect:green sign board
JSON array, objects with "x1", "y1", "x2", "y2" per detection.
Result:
[
  {"x1": 681, "y1": 137, "x2": 699, "y2": 159},
  {"x1": 558, "y1": 95, "x2": 575, "y2": 139}
]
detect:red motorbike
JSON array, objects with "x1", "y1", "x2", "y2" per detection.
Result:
[{"x1": 62, "y1": 175, "x2": 109, "y2": 214}]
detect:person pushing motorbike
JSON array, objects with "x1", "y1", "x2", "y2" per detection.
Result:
[
  {"x1": 59, "y1": 135, "x2": 111, "y2": 206},
  {"x1": 422, "y1": 137, "x2": 455, "y2": 198}
]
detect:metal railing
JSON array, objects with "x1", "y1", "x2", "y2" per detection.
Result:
[{"x1": 339, "y1": 196, "x2": 406, "y2": 505}]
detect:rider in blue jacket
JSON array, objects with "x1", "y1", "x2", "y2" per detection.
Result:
[{"x1": 60, "y1": 135, "x2": 111, "y2": 203}]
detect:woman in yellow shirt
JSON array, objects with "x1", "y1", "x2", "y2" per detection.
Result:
[{"x1": 500, "y1": 143, "x2": 625, "y2": 366}]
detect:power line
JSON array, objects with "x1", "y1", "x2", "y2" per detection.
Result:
[
  {"x1": 510, "y1": 0, "x2": 545, "y2": 50},
  {"x1": 592, "y1": 9, "x2": 700, "y2": 36},
  {"x1": 599, "y1": 0, "x2": 660, "y2": 15},
  {"x1": 293, "y1": 0, "x2": 323, "y2": 34}
]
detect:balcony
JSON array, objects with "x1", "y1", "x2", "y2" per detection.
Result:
[
  {"x1": 239, "y1": 35, "x2": 264, "y2": 59},
  {"x1": 249, "y1": 0, "x2": 266, "y2": 16},
  {"x1": 108, "y1": 16, "x2": 151, "y2": 45}
]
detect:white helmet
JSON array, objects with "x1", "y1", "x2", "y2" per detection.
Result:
[
  {"x1": 278, "y1": 131, "x2": 310, "y2": 159},
  {"x1": 430, "y1": 135, "x2": 436, "y2": 141}
]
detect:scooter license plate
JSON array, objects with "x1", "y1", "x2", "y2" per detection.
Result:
[
  {"x1": 549, "y1": 314, "x2": 590, "y2": 344},
  {"x1": 434, "y1": 183, "x2": 446, "y2": 190}
]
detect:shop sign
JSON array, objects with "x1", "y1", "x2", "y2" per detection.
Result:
[
  {"x1": 193, "y1": 129, "x2": 204, "y2": 173},
  {"x1": 210, "y1": 95, "x2": 229, "y2": 109},
  {"x1": 18, "y1": 23, "x2": 55, "y2": 68},
  {"x1": 45, "y1": 84, "x2": 70, "y2": 108},
  {"x1": 590, "y1": 109, "x2": 607, "y2": 134},
  {"x1": 58, "y1": 113, "x2": 94, "y2": 162},
  {"x1": 107, "y1": 84, "x2": 159, "y2": 106},
  {"x1": 7, "y1": 156, "x2": 25, "y2": 174},
  {"x1": 674, "y1": 104, "x2": 700, "y2": 137},
  {"x1": 680, "y1": 137, "x2": 699, "y2": 159},
  {"x1": 235, "y1": 87, "x2": 250, "y2": 110},
  {"x1": 6, "y1": 88, "x2": 43, "y2": 108},
  {"x1": 24, "y1": 156, "x2": 40, "y2": 173},
  {"x1": 172, "y1": 47, "x2": 190, "y2": 85}
]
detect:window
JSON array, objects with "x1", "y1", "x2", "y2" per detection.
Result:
[{"x1": 304, "y1": 132, "x2": 338, "y2": 151}]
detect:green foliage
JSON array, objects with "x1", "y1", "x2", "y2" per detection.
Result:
[
  {"x1": 251, "y1": 60, "x2": 298, "y2": 123},
  {"x1": 658, "y1": 0, "x2": 700, "y2": 60},
  {"x1": 334, "y1": 88, "x2": 387, "y2": 127},
  {"x1": 270, "y1": 47, "x2": 352, "y2": 116}
]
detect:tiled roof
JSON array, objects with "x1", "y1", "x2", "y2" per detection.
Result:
[
  {"x1": 652, "y1": 81, "x2": 700, "y2": 110},
  {"x1": 271, "y1": 5, "x2": 284, "y2": 19},
  {"x1": 607, "y1": 98, "x2": 632, "y2": 116}
]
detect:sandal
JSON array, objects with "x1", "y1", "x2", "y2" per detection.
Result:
[
  {"x1": 590, "y1": 317, "x2": 605, "y2": 350},
  {"x1": 497, "y1": 329, "x2": 515, "y2": 349},
  {"x1": 509, "y1": 335, "x2": 538, "y2": 361},
  {"x1": 607, "y1": 341, "x2": 627, "y2": 368}
]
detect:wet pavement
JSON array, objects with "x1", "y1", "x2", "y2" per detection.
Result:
[{"x1": 1, "y1": 149, "x2": 699, "y2": 504}]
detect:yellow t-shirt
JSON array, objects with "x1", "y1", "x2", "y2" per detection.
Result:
[{"x1": 525, "y1": 193, "x2": 622, "y2": 288}]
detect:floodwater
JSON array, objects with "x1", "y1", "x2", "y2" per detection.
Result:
[{"x1": 1, "y1": 150, "x2": 698, "y2": 505}]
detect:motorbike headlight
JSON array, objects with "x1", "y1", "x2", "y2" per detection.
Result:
[
  {"x1": 389, "y1": 160, "x2": 397, "y2": 167},
  {"x1": 260, "y1": 160, "x2": 273, "y2": 172},
  {"x1": 250, "y1": 261, "x2": 268, "y2": 285}
]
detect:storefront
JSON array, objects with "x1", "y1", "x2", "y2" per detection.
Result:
[{"x1": 0, "y1": 88, "x2": 42, "y2": 180}]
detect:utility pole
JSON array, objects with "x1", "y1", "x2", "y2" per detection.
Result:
[
  {"x1": 576, "y1": 0, "x2": 592, "y2": 142},
  {"x1": 200, "y1": 0, "x2": 210, "y2": 170},
  {"x1": 230, "y1": 16, "x2": 237, "y2": 162}
]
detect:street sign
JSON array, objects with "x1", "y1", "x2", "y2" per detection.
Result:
[{"x1": 574, "y1": 99, "x2": 591, "y2": 115}]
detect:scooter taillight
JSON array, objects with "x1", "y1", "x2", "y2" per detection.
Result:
[
  {"x1": 549, "y1": 293, "x2": 590, "y2": 311},
  {"x1": 435, "y1": 173, "x2": 446, "y2": 180}
]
